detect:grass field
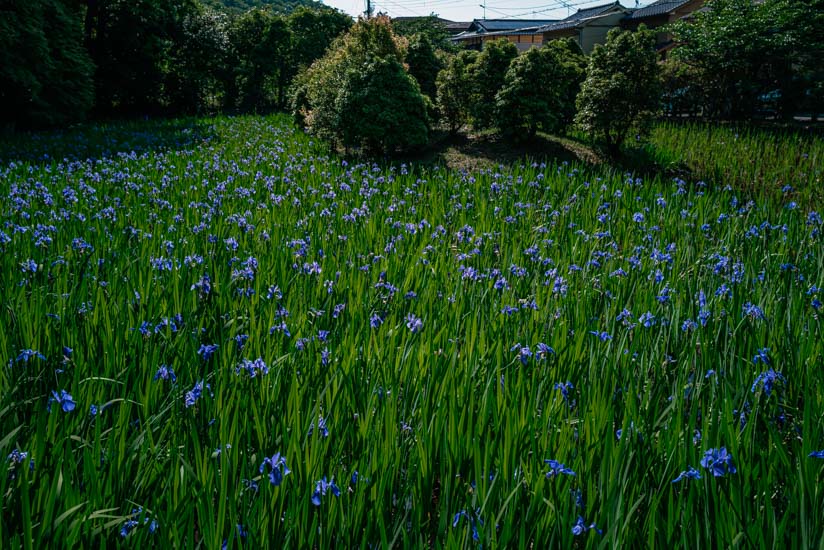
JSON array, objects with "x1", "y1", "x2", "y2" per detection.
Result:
[{"x1": 1, "y1": 114, "x2": 823, "y2": 547}]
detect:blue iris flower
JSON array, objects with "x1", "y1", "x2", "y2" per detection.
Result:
[
  {"x1": 672, "y1": 466, "x2": 701, "y2": 483},
  {"x1": 700, "y1": 447, "x2": 736, "y2": 477},
  {"x1": 259, "y1": 453, "x2": 290, "y2": 486},
  {"x1": 49, "y1": 390, "x2": 76, "y2": 412},
  {"x1": 311, "y1": 477, "x2": 341, "y2": 506}
]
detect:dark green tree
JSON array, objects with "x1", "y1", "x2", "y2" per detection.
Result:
[
  {"x1": 85, "y1": 0, "x2": 202, "y2": 116},
  {"x1": 669, "y1": 0, "x2": 824, "y2": 119},
  {"x1": 0, "y1": 0, "x2": 94, "y2": 129},
  {"x1": 228, "y1": 9, "x2": 292, "y2": 110},
  {"x1": 659, "y1": 58, "x2": 704, "y2": 118},
  {"x1": 405, "y1": 33, "x2": 442, "y2": 99},
  {"x1": 203, "y1": 0, "x2": 323, "y2": 14},
  {"x1": 295, "y1": 16, "x2": 428, "y2": 153},
  {"x1": 436, "y1": 50, "x2": 478, "y2": 133},
  {"x1": 165, "y1": 8, "x2": 231, "y2": 113},
  {"x1": 467, "y1": 38, "x2": 518, "y2": 130},
  {"x1": 392, "y1": 14, "x2": 454, "y2": 51},
  {"x1": 494, "y1": 39, "x2": 585, "y2": 139},
  {"x1": 288, "y1": 7, "x2": 353, "y2": 71},
  {"x1": 336, "y1": 57, "x2": 429, "y2": 154},
  {"x1": 575, "y1": 26, "x2": 660, "y2": 156}
]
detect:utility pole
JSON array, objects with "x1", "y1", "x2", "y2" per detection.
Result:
[
  {"x1": 365, "y1": 0, "x2": 373, "y2": 18},
  {"x1": 479, "y1": 1, "x2": 486, "y2": 19}
]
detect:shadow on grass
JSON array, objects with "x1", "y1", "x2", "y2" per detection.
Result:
[
  {"x1": 0, "y1": 117, "x2": 220, "y2": 165},
  {"x1": 379, "y1": 128, "x2": 689, "y2": 187},
  {"x1": 394, "y1": 129, "x2": 596, "y2": 172}
]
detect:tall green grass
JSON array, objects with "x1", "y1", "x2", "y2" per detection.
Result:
[
  {"x1": 0, "y1": 115, "x2": 822, "y2": 548},
  {"x1": 648, "y1": 122, "x2": 824, "y2": 205}
]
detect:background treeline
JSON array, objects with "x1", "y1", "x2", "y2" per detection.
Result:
[
  {"x1": 2, "y1": 0, "x2": 821, "y2": 136},
  {"x1": 663, "y1": 0, "x2": 824, "y2": 120},
  {"x1": 0, "y1": 0, "x2": 352, "y2": 129},
  {"x1": 292, "y1": 0, "x2": 822, "y2": 155},
  {"x1": 294, "y1": 16, "x2": 660, "y2": 156}
]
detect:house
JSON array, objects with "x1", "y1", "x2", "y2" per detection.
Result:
[
  {"x1": 452, "y1": 19, "x2": 558, "y2": 51},
  {"x1": 622, "y1": 0, "x2": 707, "y2": 55},
  {"x1": 538, "y1": 2, "x2": 631, "y2": 53}
]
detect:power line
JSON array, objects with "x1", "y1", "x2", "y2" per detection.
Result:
[{"x1": 374, "y1": 0, "x2": 659, "y2": 21}]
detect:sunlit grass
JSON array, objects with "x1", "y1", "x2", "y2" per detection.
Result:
[{"x1": 0, "y1": 114, "x2": 822, "y2": 547}]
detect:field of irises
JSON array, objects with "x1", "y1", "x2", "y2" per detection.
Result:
[{"x1": 1, "y1": 114, "x2": 823, "y2": 548}]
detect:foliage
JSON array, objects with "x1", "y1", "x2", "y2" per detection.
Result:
[
  {"x1": 287, "y1": 7, "x2": 353, "y2": 71},
  {"x1": 392, "y1": 14, "x2": 455, "y2": 51},
  {"x1": 336, "y1": 57, "x2": 429, "y2": 153},
  {"x1": 85, "y1": 0, "x2": 203, "y2": 116},
  {"x1": 575, "y1": 26, "x2": 661, "y2": 155},
  {"x1": 405, "y1": 33, "x2": 442, "y2": 100},
  {"x1": 0, "y1": 0, "x2": 94, "y2": 129},
  {"x1": 165, "y1": 8, "x2": 231, "y2": 113},
  {"x1": 494, "y1": 39, "x2": 585, "y2": 140},
  {"x1": 467, "y1": 38, "x2": 518, "y2": 130},
  {"x1": 228, "y1": 8, "x2": 292, "y2": 110},
  {"x1": 296, "y1": 16, "x2": 428, "y2": 153},
  {"x1": 659, "y1": 58, "x2": 703, "y2": 118},
  {"x1": 203, "y1": 0, "x2": 322, "y2": 14},
  {"x1": 669, "y1": 0, "x2": 824, "y2": 119},
  {"x1": 435, "y1": 50, "x2": 478, "y2": 133},
  {"x1": 1, "y1": 114, "x2": 823, "y2": 547}
]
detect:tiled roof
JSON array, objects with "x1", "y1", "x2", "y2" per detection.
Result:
[
  {"x1": 472, "y1": 18, "x2": 557, "y2": 32},
  {"x1": 453, "y1": 26, "x2": 545, "y2": 40},
  {"x1": 445, "y1": 21, "x2": 472, "y2": 31},
  {"x1": 626, "y1": 0, "x2": 692, "y2": 19},
  {"x1": 538, "y1": 2, "x2": 625, "y2": 32}
]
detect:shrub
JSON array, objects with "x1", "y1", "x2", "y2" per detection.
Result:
[
  {"x1": 336, "y1": 57, "x2": 429, "y2": 153},
  {"x1": 575, "y1": 26, "x2": 660, "y2": 156},
  {"x1": 494, "y1": 39, "x2": 585, "y2": 140},
  {"x1": 405, "y1": 33, "x2": 442, "y2": 100},
  {"x1": 295, "y1": 16, "x2": 429, "y2": 154},
  {"x1": 468, "y1": 38, "x2": 518, "y2": 130},
  {"x1": 435, "y1": 50, "x2": 478, "y2": 134}
]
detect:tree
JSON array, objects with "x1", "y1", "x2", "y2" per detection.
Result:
[
  {"x1": 228, "y1": 8, "x2": 292, "y2": 111},
  {"x1": 392, "y1": 14, "x2": 454, "y2": 51},
  {"x1": 436, "y1": 50, "x2": 478, "y2": 133},
  {"x1": 203, "y1": 0, "x2": 323, "y2": 14},
  {"x1": 85, "y1": 0, "x2": 203, "y2": 116},
  {"x1": 165, "y1": 8, "x2": 231, "y2": 113},
  {"x1": 0, "y1": 0, "x2": 94, "y2": 129},
  {"x1": 494, "y1": 39, "x2": 585, "y2": 139},
  {"x1": 405, "y1": 33, "x2": 442, "y2": 99},
  {"x1": 659, "y1": 58, "x2": 703, "y2": 118},
  {"x1": 336, "y1": 57, "x2": 429, "y2": 153},
  {"x1": 669, "y1": 0, "x2": 824, "y2": 120},
  {"x1": 288, "y1": 7, "x2": 353, "y2": 71},
  {"x1": 294, "y1": 16, "x2": 428, "y2": 153},
  {"x1": 467, "y1": 38, "x2": 518, "y2": 130},
  {"x1": 575, "y1": 26, "x2": 660, "y2": 156}
]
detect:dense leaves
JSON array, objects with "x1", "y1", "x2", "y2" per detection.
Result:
[
  {"x1": 2, "y1": 0, "x2": 352, "y2": 127},
  {"x1": 467, "y1": 38, "x2": 519, "y2": 130},
  {"x1": 575, "y1": 26, "x2": 661, "y2": 155},
  {"x1": 296, "y1": 17, "x2": 429, "y2": 153},
  {"x1": 436, "y1": 50, "x2": 478, "y2": 134},
  {"x1": 405, "y1": 33, "x2": 443, "y2": 100},
  {"x1": 336, "y1": 57, "x2": 429, "y2": 153},
  {"x1": 0, "y1": 0, "x2": 94, "y2": 129},
  {"x1": 669, "y1": 0, "x2": 824, "y2": 119},
  {"x1": 228, "y1": 8, "x2": 292, "y2": 110},
  {"x1": 494, "y1": 39, "x2": 585, "y2": 140}
]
